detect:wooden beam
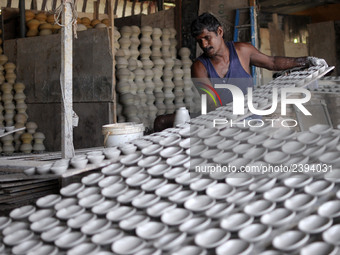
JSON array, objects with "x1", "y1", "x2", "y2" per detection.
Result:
[
  {"x1": 122, "y1": 0, "x2": 127, "y2": 17},
  {"x1": 114, "y1": 0, "x2": 119, "y2": 16},
  {"x1": 147, "y1": 1, "x2": 151, "y2": 14},
  {"x1": 104, "y1": 0, "x2": 109, "y2": 14},
  {"x1": 175, "y1": 0, "x2": 182, "y2": 48},
  {"x1": 94, "y1": 0, "x2": 100, "y2": 20},
  {"x1": 157, "y1": 0, "x2": 164, "y2": 11},
  {"x1": 109, "y1": 0, "x2": 116, "y2": 123},
  {"x1": 41, "y1": 0, "x2": 47, "y2": 11},
  {"x1": 131, "y1": 0, "x2": 136, "y2": 15},
  {"x1": 7, "y1": 0, "x2": 12, "y2": 8},
  {"x1": 140, "y1": 1, "x2": 144, "y2": 14},
  {"x1": 82, "y1": 0, "x2": 88, "y2": 13},
  {"x1": 52, "y1": 0, "x2": 58, "y2": 10},
  {"x1": 31, "y1": 0, "x2": 37, "y2": 10},
  {"x1": 61, "y1": 0, "x2": 74, "y2": 159}
]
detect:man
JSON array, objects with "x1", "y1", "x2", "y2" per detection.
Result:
[{"x1": 191, "y1": 12, "x2": 328, "y2": 107}]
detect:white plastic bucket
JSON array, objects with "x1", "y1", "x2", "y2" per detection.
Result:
[{"x1": 102, "y1": 122, "x2": 145, "y2": 147}]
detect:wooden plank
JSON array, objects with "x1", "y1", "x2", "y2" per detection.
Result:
[
  {"x1": 0, "y1": 178, "x2": 57, "y2": 188},
  {"x1": 308, "y1": 21, "x2": 337, "y2": 75},
  {"x1": 52, "y1": 0, "x2": 57, "y2": 10},
  {"x1": 104, "y1": 0, "x2": 108, "y2": 14},
  {"x1": 122, "y1": 0, "x2": 127, "y2": 17},
  {"x1": 31, "y1": 0, "x2": 37, "y2": 10},
  {"x1": 268, "y1": 22, "x2": 285, "y2": 56},
  {"x1": 147, "y1": 1, "x2": 151, "y2": 14},
  {"x1": 41, "y1": 0, "x2": 47, "y2": 10},
  {"x1": 140, "y1": 0, "x2": 144, "y2": 14},
  {"x1": 0, "y1": 186, "x2": 59, "y2": 203},
  {"x1": 82, "y1": 0, "x2": 88, "y2": 12},
  {"x1": 61, "y1": 0, "x2": 74, "y2": 159},
  {"x1": 0, "y1": 174, "x2": 57, "y2": 182},
  {"x1": 175, "y1": 0, "x2": 181, "y2": 47},
  {"x1": 113, "y1": 0, "x2": 118, "y2": 16},
  {"x1": 3, "y1": 180, "x2": 59, "y2": 194},
  {"x1": 131, "y1": 0, "x2": 136, "y2": 15},
  {"x1": 0, "y1": 188, "x2": 59, "y2": 204},
  {"x1": 94, "y1": 0, "x2": 100, "y2": 20},
  {"x1": 109, "y1": 0, "x2": 116, "y2": 124}
]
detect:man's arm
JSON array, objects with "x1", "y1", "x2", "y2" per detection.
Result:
[{"x1": 236, "y1": 42, "x2": 327, "y2": 71}]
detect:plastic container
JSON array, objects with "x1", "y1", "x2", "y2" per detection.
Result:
[{"x1": 102, "y1": 122, "x2": 144, "y2": 147}]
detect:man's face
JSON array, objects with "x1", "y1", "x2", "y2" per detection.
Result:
[{"x1": 195, "y1": 27, "x2": 223, "y2": 57}]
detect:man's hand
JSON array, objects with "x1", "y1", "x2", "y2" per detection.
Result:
[{"x1": 307, "y1": 56, "x2": 328, "y2": 67}]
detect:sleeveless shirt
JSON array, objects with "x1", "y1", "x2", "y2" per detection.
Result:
[{"x1": 197, "y1": 41, "x2": 253, "y2": 105}]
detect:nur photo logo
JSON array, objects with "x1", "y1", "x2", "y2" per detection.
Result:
[{"x1": 198, "y1": 82, "x2": 312, "y2": 128}]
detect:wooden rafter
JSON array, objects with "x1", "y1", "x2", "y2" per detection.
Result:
[
  {"x1": 52, "y1": 0, "x2": 58, "y2": 10},
  {"x1": 114, "y1": 0, "x2": 119, "y2": 16},
  {"x1": 82, "y1": 0, "x2": 88, "y2": 12},
  {"x1": 41, "y1": 0, "x2": 47, "y2": 11},
  {"x1": 122, "y1": 0, "x2": 127, "y2": 17},
  {"x1": 31, "y1": 0, "x2": 37, "y2": 10},
  {"x1": 131, "y1": 0, "x2": 136, "y2": 15}
]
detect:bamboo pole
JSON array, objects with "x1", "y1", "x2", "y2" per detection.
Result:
[
  {"x1": 109, "y1": 0, "x2": 117, "y2": 123},
  {"x1": 61, "y1": 0, "x2": 74, "y2": 158}
]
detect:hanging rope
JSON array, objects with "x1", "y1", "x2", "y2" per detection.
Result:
[{"x1": 54, "y1": 0, "x2": 79, "y2": 39}]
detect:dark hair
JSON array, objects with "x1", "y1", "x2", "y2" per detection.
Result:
[{"x1": 191, "y1": 12, "x2": 222, "y2": 38}]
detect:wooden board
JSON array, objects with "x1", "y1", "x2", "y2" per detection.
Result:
[
  {"x1": 268, "y1": 22, "x2": 285, "y2": 57},
  {"x1": 308, "y1": 21, "x2": 337, "y2": 75},
  {"x1": 3, "y1": 28, "x2": 113, "y2": 104}
]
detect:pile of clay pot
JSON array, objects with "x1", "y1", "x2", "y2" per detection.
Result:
[
  {"x1": 25, "y1": 10, "x2": 61, "y2": 37},
  {"x1": 25, "y1": 9, "x2": 109, "y2": 37},
  {"x1": 0, "y1": 54, "x2": 46, "y2": 154},
  {"x1": 76, "y1": 17, "x2": 109, "y2": 31},
  {"x1": 114, "y1": 25, "x2": 201, "y2": 130}
]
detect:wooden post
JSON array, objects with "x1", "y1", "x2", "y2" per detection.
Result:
[
  {"x1": 175, "y1": 0, "x2": 182, "y2": 48},
  {"x1": 61, "y1": 0, "x2": 74, "y2": 158},
  {"x1": 94, "y1": 1, "x2": 100, "y2": 20},
  {"x1": 109, "y1": 0, "x2": 117, "y2": 123}
]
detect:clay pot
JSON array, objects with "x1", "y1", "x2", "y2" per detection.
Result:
[
  {"x1": 39, "y1": 29, "x2": 52, "y2": 36},
  {"x1": 21, "y1": 132, "x2": 33, "y2": 144},
  {"x1": 39, "y1": 23, "x2": 53, "y2": 30},
  {"x1": 102, "y1": 19, "x2": 109, "y2": 26},
  {"x1": 16, "y1": 103, "x2": 28, "y2": 116},
  {"x1": 26, "y1": 29, "x2": 39, "y2": 37},
  {"x1": 2, "y1": 134, "x2": 15, "y2": 154},
  {"x1": 33, "y1": 132, "x2": 46, "y2": 152},
  {"x1": 81, "y1": 17, "x2": 91, "y2": 26},
  {"x1": 77, "y1": 24, "x2": 87, "y2": 32},
  {"x1": 47, "y1": 14, "x2": 55, "y2": 24},
  {"x1": 5, "y1": 73, "x2": 16, "y2": 83},
  {"x1": 27, "y1": 19, "x2": 40, "y2": 30},
  {"x1": 15, "y1": 113, "x2": 27, "y2": 125},
  {"x1": 91, "y1": 19, "x2": 101, "y2": 27},
  {"x1": 25, "y1": 10, "x2": 35, "y2": 22},
  {"x1": 51, "y1": 24, "x2": 61, "y2": 33},
  {"x1": 14, "y1": 82, "x2": 25, "y2": 92},
  {"x1": 0, "y1": 54, "x2": 8, "y2": 65},
  {"x1": 26, "y1": 122, "x2": 38, "y2": 134},
  {"x1": 35, "y1": 12, "x2": 47, "y2": 22},
  {"x1": 1, "y1": 83, "x2": 12, "y2": 93},
  {"x1": 95, "y1": 23, "x2": 107, "y2": 29},
  {"x1": 20, "y1": 143, "x2": 33, "y2": 154},
  {"x1": 4, "y1": 62, "x2": 16, "y2": 72}
]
